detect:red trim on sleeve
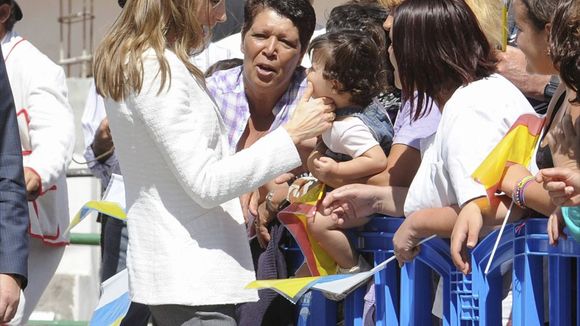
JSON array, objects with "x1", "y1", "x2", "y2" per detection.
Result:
[
  {"x1": 16, "y1": 108, "x2": 30, "y2": 124},
  {"x1": 3, "y1": 38, "x2": 27, "y2": 62}
]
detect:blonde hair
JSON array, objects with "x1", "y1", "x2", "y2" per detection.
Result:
[
  {"x1": 378, "y1": 0, "x2": 404, "y2": 9},
  {"x1": 379, "y1": 0, "x2": 504, "y2": 48},
  {"x1": 94, "y1": 0, "x2": 205, "y2": 101},
  {"x1": 465, "y1": 0, "x2": 503, "y2": 49}
]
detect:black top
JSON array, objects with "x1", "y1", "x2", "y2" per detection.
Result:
[{"x1": 535, "y1": 92, "x2": 567, "y2": 170}]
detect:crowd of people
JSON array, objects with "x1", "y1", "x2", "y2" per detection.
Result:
[{"x1": 0, "y1": 0, "x2": 578, "y2": 324}]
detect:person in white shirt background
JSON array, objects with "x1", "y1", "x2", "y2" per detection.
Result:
[{"x1": 0, "y1": 0, "x2": 75, "y2": 324}]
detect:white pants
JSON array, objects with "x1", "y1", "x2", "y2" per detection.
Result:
[{"x1": 9, "y1": 238, "x2": 66, "y2": 325}]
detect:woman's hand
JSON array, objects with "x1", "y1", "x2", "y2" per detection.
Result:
[
  {"x1": 547, "y1": 209, "x2": 567, "y2": 246},
  {"x1": 284, "y1": 82, "x2": 335, "y2": 144},
  {"x1": 24, "y1": 167, "x2": 41, "y2": 201},
  {"x1": 450, "y1": 201, "x2": 484, "y2": 274},
  {"x1": 320, "y1": 184, "x2": 385, "y2": 225},
  {"x1": 254, "y1": 202, "x2": 273, "y2": 248},
  {"x1": 91, "y1": 117, "x2": 115, "y2": 163},
  {"x1": 536, "y1": 167, "x2": 580, "y2": 206},
  {"x1": 392, "y1": 217, "x2": 421, "y2": 266},
  {"x1": 240, "y1": 189, "x2": 260, "y2": 224}
]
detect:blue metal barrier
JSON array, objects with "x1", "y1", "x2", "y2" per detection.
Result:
[
  {"x1": 288, "y1": 216, "x2": 580, "y2": 326},
  {"x1": 470, "y1": 224, "x2": 515, "y2": 325},
  {"x1": 512, "y1": 218, "x2": 580, "y2": 326},
  {"x1": 356, "y1": 217, "x2": 402, "y2": 326}
]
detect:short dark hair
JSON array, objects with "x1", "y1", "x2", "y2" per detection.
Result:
[
  {"x1": 550, "y1": 0, "x2": 579, "y2": 103},
  {"x1": 392, "y1": 0, "x2": 497, "y2": 120},
  {"x1": 308, "y1": 31, "x2": 385, "y2": 107},
  {"x1": 241, "y1": 0, "x2": 316, "y2": 53},
  {"x1": 326, "y1": 3, "x2": 393, "y2": 91}
]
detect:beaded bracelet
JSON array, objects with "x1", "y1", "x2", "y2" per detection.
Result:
[{"x1": 512, "y1": 175, "x2": 534, "y2": 208}]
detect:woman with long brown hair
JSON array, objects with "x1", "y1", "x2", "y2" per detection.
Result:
[{"x1": 93, "y1": 0, "x2": 334, "y2": 324}]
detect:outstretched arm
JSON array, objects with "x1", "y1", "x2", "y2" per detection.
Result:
[{"x1": 310, "y1": 145, "x2": 387, "y2": 187}]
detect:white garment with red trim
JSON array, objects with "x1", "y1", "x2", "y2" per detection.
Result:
[{"x1": 1, "y1": 31, "x2": 74, "y2": 246}]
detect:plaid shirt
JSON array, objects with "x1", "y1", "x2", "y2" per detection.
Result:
[{"x1": 206, "y1": 65, "x2": 307, "y2": 153}]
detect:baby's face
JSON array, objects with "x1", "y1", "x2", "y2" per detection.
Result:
[{"x1": 306, "y1": 60, "x2": 336, "y2": 101}]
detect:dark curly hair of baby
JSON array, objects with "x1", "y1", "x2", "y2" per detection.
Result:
[{"x1": 308, "y1": 31, "x2": 386, "y2": 107}]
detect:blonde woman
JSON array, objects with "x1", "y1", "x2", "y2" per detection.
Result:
[{"x1": 93, "y1": 0, "x2": 335, "y2": 324}]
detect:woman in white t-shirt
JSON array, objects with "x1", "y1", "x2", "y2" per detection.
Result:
[{"x1": 386, "y1": 0, "x2": 535, "y2": 266}]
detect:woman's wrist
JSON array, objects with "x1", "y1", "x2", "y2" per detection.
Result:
[
  {"x1": 283, "y1": 126, "x2": 303, "y2": 145},
  {"x1": 512, "y1": 175, "x2": 535, "y2": 208},
  {"x1": 265, "y1": 188, "x2": 290, "y2": 214}
]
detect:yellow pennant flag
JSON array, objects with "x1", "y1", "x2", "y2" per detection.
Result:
[{"x1": 66, "y1": 201, "x2": 127, "y2": 234}]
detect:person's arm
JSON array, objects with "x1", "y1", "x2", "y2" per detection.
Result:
[
  {"x1": 0, "y1": 47, "x2": 28, "y2": 323},
  {"x1": 130, "y1": 53, "x2": 333, "y2": 209},
  {"x1": 84, "y1": 143, "x2": 120, "y2": 185},
  {"x1": 501, "y1": 164, "x2": 555, "y2": 216},
  {"x1": 320, "y1": 183, "x2": 408, "y2": 222},
  {"x1": 497, "y1": 46, "x2": 552, "y2": 101},
  {"x1": 83, "y1": 118, "x2": 121, "y2": 186},
  {"x1": 450, "y1": 196, "x2": 527, "y2": 273},
  {"x1": 383, "y1": 144, "x2": 422, "y2": 187},
  {"x1": 310, "y1": 145, "x2": 387, "y2": 185},
  {"x1": 22, "y1": 62, "x2": 75, "y2": 201},
  {"x1": 309, "y1": 117, "x2": 390, "y2": 187},
  {"x1": 392, "y1": 206, "x2": 459, "y2": 265}
]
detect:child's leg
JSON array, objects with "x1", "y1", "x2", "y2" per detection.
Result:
[{"x1": 307, "y1": 210, "x2": 370, "y2": 269}]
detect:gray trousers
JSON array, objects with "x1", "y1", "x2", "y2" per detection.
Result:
[{"x1": 149, "y1": 304, "x2": 237, "y2": 326}]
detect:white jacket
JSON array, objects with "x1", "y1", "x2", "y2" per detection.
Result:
[
  {"x1": 104, "y1": 49, "x2": 301, "y2": 306},
  {"x1": 2, "y1": 31, "x2": 74, "y2": 245}
]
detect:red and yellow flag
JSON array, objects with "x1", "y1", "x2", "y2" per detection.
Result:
[
  {"x1": 472, "y1": 114, "x2": 545, "y2": 198},
  {"x1": 277, "y1": 182, "x2": 338, "y2": 276}
]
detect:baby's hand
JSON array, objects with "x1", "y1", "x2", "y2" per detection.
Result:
[
  {"x1": 312, "y1": 156, "x2": 338, "y2": 180},
  {"x1": 451, "y1": 200, "x2": 484, "y2": 274}
]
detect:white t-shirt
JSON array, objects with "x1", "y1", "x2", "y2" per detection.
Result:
[
  {"x1": 404, "y1": 74, "x2": 535, "y2": 216},
  {"x1": 322, "y1": 116, "x2": 379, "y2": 158}
]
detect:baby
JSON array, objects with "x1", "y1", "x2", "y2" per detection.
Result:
[{"x1": 306, "y1": 31, "x2": 393, "y2": 273}]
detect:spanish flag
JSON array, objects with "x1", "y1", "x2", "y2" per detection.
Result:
[
  {"x1": 472, "y1": 113, "x2": 545, "y2": 198},
  {"x1": 277, "y1": 182, "x2": 338, "y2": 276}
]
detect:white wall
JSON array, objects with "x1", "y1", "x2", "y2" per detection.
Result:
[
  {"x1": 15, "y1": 0, "x2": 343, "y2": 76},
  {"x1": 15, "y1": 0, "x2": 121, "y2": 77}
]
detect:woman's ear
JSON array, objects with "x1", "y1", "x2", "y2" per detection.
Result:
[
  {"x1": 544, "y1": 22, "x2": 552, "y2": 56},
  {"x1": 544, "y1": 22, "x2": 552, "y2": 41},
  {"x1": 0, "y1": 4, "x2": 11, "y2": 25},
  {"x1": 240, "y1": 33, "x2": 246, "y2": 55},
  {"x1": 331, "y1": 80, "x2": 342, "y2": 94}
]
